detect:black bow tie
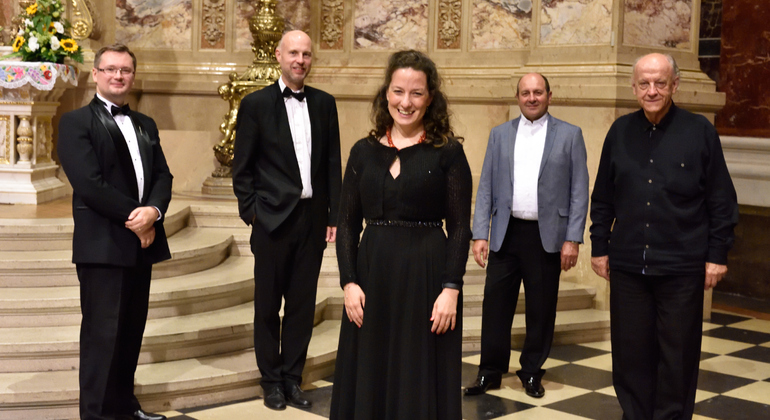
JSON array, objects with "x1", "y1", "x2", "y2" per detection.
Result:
[
  {"x1": 111, "y1": 104, "x2": 131, "y2": 116},
  {"x1": 282, "y1": 87, "x2": 306, "y2": 102}
]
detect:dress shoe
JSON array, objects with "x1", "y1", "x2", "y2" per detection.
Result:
[
  {"x1": 263, "y1": 386, "x2": 287, "y2": 410},
  {"x1": 131, "y1": 409, "x2": 167, "y2": 420},
  {"x1": 286, "y1": 383, "x2": 312, "y2": 409},
  {"x1": 464, "y1": 374, "x2": 502, "y2": 396},
  {"x1": 522, "y1": 377, "x2": 545, "y2": 398}
]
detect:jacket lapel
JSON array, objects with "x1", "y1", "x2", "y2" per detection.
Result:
[
  {"x1": 131, "y1": 116, "x2": 152, "y2": 204},
  {"x1": 539, "y1": 114, "x2": 557, "y2": 179},
  {"x1": 507, "y1": 117, "x2": 519, "y2": 188},
  {"x1": 272, "y1": 82, "x2": 302, "y2": 184},
  {"x1": 89, "y1": 98, "x2": 140, "y2": 201},
  {"x1": 306, "y1": 87, "x2": 321, "y2": 179}
]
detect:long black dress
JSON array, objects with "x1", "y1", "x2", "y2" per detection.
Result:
[{"x1": 330, "y1": 138, "x2": 472, "y2": 420}]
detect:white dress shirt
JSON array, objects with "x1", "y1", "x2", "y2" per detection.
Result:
[
  {"x1": 511, "y1": 113, "x2": 548, "y2": 220},
  {"x1": 278, "y1": 78, "x2": 313, "y2": 199},
  {"x1": 97, "y1": 92, "x2": 145, "y2": 202}
]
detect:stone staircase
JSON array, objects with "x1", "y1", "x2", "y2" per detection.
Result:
[{"x1": 0, "y1": 198, "x2": 609, "y2": 419}]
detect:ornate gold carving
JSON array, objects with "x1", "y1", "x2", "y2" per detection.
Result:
[
  {"x1": 69, "y1": 0, "x2": 97, "y2": 40},
  {"x1": 35, "y1": 117, "x2": 53, "y2": 163},
  {"x1": 212, "y1": 0, "x2": 284, "y2": 176},
  {"x1": 321, "y1": 0, "x2": 344, "y2": 49},
  {"x1": 0, "y1": 116, "x2": 10, "y2": 164},
  {"x1": 438, "y1": 0, "x2": 462, "y2": 49},
  {"x1": 202, "y1": 0, "x2": 226, "y2": 47}
]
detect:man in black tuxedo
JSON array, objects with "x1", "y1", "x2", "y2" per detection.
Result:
[
  {"x1": 232, "y1": 30, "x2": 342, "y2": 411},
  {"x1": 58, "y1": 44, "x2": 172, "y2": 420}
]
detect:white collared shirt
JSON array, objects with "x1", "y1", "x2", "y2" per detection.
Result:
[
  {"x1": 97, "y1": 92, "x2": 145, "y2": 202},
  {"x1": 278, "y1": 78, "x2": 313, "y2": 199},
  {"x1": 511, "y1": 113, "x2": 549, "y2": 220}
]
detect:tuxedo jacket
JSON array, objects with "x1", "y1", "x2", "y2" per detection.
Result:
[
  {"x1": 232, "y1": 81, "x2": 342, "y2": 234},
  {"x1": 58, "y1": 97, "x2": 173, "y2": 267},
  {"x1": 472, "y1": 114, "x2": 589, "y2": 253}
]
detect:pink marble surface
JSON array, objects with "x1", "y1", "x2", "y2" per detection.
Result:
[
  {"x1": 116, "y1": 0, "x2": 193, "y2": 50},
  {"x1": 623, "y1": 0, "x2": 693, "y2": 49},
  {"x1": 235, "y1": 0, "x2": 310, "y2": 51},
  {"x1": 540, "y1": 0, "x2": 612, "y2": 45},
  {"x1": 472, "y1": 0, "x2": 531, "y2": 50},
  {"x1": 354, "y1": 0, "x2": 429, "y2": 50}
]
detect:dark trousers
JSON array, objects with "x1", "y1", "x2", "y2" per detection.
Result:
[
  {"x1": 610, "y1": 270, "x2": 704, "y2": 420},
  {"x1": 250, "y1": 200, "x2": 325, "y2": 390},
  {"x1": 77, "y1": 263, "x2": 152, "y2": 420},
  {"x1": 478, "y1": 217, "x2": 561, "y2": 381}
]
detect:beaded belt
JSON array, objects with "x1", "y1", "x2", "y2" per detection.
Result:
[{"x1": 365, "y1": 219, "x2": 443, "y2": 228}]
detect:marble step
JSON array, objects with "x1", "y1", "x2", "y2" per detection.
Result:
[
  {"x1": 0, "y1": 287, "x2": 345, "y2": 374},
  {"x1": 461, "y1": 308, "x2": 611, "y2": 353},
  {"x1": 0, "y1": 201, "x2": 190, "y2": 252},
  {"x1": 0, "y1": 319, "x2": 341, "y2": 420},
  {"x1": 0, "y1": 256, "x2": 255, "y2": 328},
  {"x1": 0, "y1": 227, "x2": 234, "y2": 287}
]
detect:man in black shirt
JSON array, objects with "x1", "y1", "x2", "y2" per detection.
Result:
[{"x1": 590, "y1": 53, "x2": 738, "y2": 419}]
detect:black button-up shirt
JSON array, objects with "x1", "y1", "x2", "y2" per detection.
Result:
[{"x1": 590, "y1": 104, "x2": 739, "y2": 275}]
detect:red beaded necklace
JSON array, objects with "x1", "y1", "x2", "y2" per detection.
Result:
[{"x1": 386, "y1": 129, "x2": 426, "y2": 149}]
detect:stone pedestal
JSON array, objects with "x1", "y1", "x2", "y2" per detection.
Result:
[{"x1": 0, "y1": 60, "x2": 78, "y2": 204}]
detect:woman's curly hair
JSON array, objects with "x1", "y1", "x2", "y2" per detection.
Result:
[{"x1": 369, "y1": 50, "x2": 461, "y2": 146}]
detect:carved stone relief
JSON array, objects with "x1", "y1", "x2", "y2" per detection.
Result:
[
  {"x1": 321, "y1": 0, "x2": 344, "y2": 49},
  {"x1": 35, "y1": 117, "x2": 52, "y2": 163},
  {"x1": 202, "y1": 0, "x2": 226, "y2": 48},
  {"x1": 438, "y1": 0, "x2": 462, "y2": 49}
]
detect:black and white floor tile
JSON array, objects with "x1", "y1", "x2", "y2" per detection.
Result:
[{"x1": 161, "y1": 310, "x2": 770, "y2": 420}]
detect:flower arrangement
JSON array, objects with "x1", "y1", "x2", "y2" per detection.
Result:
[{"x1": 4, "y1": 0, "x2": 83, "y2": 64}]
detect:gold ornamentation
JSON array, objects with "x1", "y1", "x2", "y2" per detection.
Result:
[
  {"x1": 213, "y1": 0, "x2": 284, "y2": 175},
  {"x1": 69, "y1": 0, "x2": 96, "y2": 40},
  {"x1": 0, "y1": 116, "x2": 10, "y2": 164},
  {"x1": 35, "y1": 117, "x2": 52, "y2": 163},
  {"x1": 202, "y1": 0, "x2": 226, "y2": 47},
  {"x1": 438, "y1": 0, "x2": 462, "y2": 49},
  {"x1": 321, "y1": 0, "x2": 344, "y2": 49}
]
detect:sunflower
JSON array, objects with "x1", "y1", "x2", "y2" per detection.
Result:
[
  {"x1": 26, "y1": 3, "x2": 38, "y2": 15},
  {"x1": 60, "y1": 38, "x2": 78, "y2": 53},
  {"x1": 48, "y1": 22, "x2": 57, "y2": 34},
  {"x1": 12, "y1": 36, "x2": 25, "y2": 52}
]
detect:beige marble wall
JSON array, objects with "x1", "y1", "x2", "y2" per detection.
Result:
[
  {"x1": 116, "y1": 0, "x2": 193, "y2": 49},
  {"x1": 623, "y1": 0, "x2": 693, "y2": 49},
  {"x1": 471, "y1": 0, "x2": 531, "y2": 49},
  {"x1": 353, "y1": 0, "x2": 429, "y2": 50},
  {"x1": 540, "y1": 0, "x2": 613, "y2": 45}
]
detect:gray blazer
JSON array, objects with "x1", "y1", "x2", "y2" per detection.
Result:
[{"x1": 472, "y1": 114, "x2": 589, "y2": 253}]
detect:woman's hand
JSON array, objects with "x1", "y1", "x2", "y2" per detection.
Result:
[
  {"x1": 343, "y1": 282, "x2": 366, "y2": 328},
  {"x1": 431, "y1": 288, "x2": 459, "y2": 334}
]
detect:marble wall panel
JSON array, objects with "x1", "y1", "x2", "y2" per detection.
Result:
[
  {"x1": 716, "y1": 0, "x2": 770, "y2": 136},
  {"x1": 623, "y1": 0, "x2": 692, "y2": 49},
  {"x1": 354, "y1": 0, "x2": 429, "y2": 50},
  {"x1": 235, "y1": 0, "x2": 310, "y2": 51},
  {"x1": 540, "y1": 0, "x2": 612, "y2": 45},
  {"x1": 471, "y1": 0, "x2": 531, "y2": 50},
  {"x1": 116, "y1": 0, "x2": 193, "y2": 50},
  {"x1": 700, "y1": 0, "x2": 722, "y2": 38}
]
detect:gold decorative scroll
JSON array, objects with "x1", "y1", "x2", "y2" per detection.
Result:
[{"x1": 69, "y1": 0, "x2": 97, "y2": 40}]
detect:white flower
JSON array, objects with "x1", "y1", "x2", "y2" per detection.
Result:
[
  {"x1": 51, "y1": 36, "x2": 60, "y2": 51},
  {"x1": 25, "y1": 19, "x2": 33, "y2": 27},
  {"x1": 28, "y1": 36, "x2": 39, "y2": 52},
  {"x1": 53, "y1": 22, "x2": 64, "y2": 34}
]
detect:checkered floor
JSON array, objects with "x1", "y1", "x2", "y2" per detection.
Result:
[{"x1": 161, "y1": 310, "x2": 770, "y2": 420}]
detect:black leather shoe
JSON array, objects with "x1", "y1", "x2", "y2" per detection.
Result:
[
  {"x1": 263, "y1": 386, "x2": 287, "y2": 410},
  {"x1": 522, "y1": 377, "x2": 545, "y2": 398},
  {"x1": 132, "y1": 409, "x2": 167, "y2": 420},
  {"x1": 286, "y1": 383, "x2": 312, "y2": 409},
  {"x1": 464, "y1": 374, "x2": 502, "y2": 396}
]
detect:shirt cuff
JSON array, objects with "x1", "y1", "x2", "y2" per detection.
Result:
[{"x1": 153, "y1": 206, "x2": 162, "y2": 221}]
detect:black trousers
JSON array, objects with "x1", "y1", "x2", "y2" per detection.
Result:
[
  {"x1": 610, "y1": 270, "x2": 704, "y2": 420},
  {"x1": 478, "y1": 217, "x2": 561, "y2": 381},
  {"x1": 77, "y1": 263, "x2": 152, "y2": 420},
  {"x1": 250, "y1": 200, "x2": 326, "y2": 390}
]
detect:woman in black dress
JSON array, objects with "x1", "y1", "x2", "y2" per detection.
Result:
[{"x1": 330, "y1": 50, "x2": 472, "y2": 419}]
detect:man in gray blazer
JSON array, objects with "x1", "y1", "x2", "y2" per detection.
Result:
[{"x1": 465, "y1": 73, "x2": 588, "y2": 398}]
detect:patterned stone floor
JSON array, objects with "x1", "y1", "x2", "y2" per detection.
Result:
[{"x1": 159, "y1": 309, "x2": 770, "y2": 420}]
